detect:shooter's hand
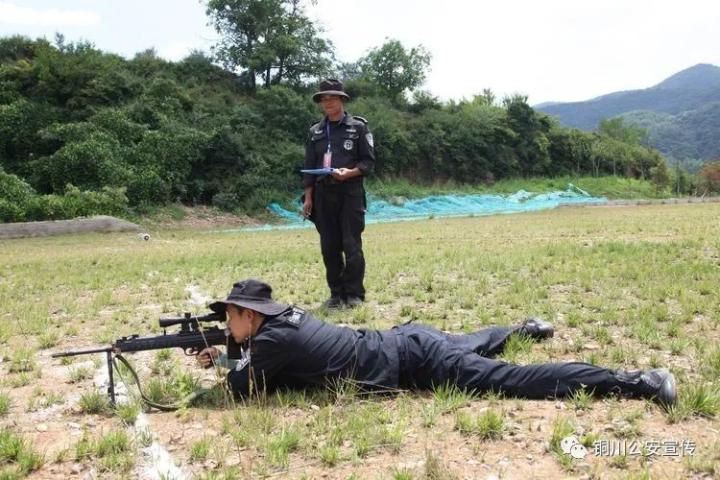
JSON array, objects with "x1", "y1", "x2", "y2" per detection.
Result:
[{"x1": 197, "y1": 347, "x2": 221, "y2": 368}]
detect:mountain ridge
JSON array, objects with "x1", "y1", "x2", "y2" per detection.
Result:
[{"x1": 537, "y1": 64, "x2": 720, "y2": 162}]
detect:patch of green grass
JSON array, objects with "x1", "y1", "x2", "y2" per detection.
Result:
[
  {"x1": 189, "y1": 437, "x2": 212, "y2": 463},
  {"x1": 366, "y1": 175, "x2": 672, "y2": 201},
  {"x1": 0, "y1": 392, "x2": 10, "y2": 416},
  {"x1": 67, "y1": 365, "x2": 93, "y2": 383},
  {"x1": 392, "y1": 468, "x2": 414, "y2": 480},
  {"x1": 454, "y1": 409, "x2": 505, "y2": 440},
  {"x1": 77, "y1": 391, "x2": 110, "y2": 414},
  {"x1": 497, "y1": 333, "x2": 535, "y2": 364},
  {"x1": 115, "y1": 401, "x2": 140, "y2": 425},
  {"x1": 265, "y1": 428, "x2": 300, "y2": 468},
  {"x1": 431, "y1": 383, "x2": 475, "y2": 413},
  {"x1": 549, "y1": 417, "x2": 576, "y2": 470},
  {"x1": 420, "y1": 403, "x2": 439, "y2": 428},
  {"x1": 319, "y1": 444, "x2": 340, "y2": 466},
  {"x1": 0, "y1": 428, "x2": 44, "y2": 477},
  {"x1": 6, "y1": 348, "x2": 35, "y2": 374},
  {"x1": 37, "y1": 331, "x2": 60, "y2": 349},
  {"x1": 73, "y1": 430, "x2": 135, "y2": 474},
  {"x1": 423, "y1": 447, "x2": 458, "y2": 480},
  {"x1": 569, "y1": 388, "x2": 593, "y2": 411},
  {"x1": 667, "y1": 383, "x2": 720, "y2": 422}
]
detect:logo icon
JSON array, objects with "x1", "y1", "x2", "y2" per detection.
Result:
[{"x1": 561, "y1": 436, "x2": 588, "y2": 459}]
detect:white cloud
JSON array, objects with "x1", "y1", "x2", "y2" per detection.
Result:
[{"x1": 0, "y1": 2, "x2": 101, "y2": 27}]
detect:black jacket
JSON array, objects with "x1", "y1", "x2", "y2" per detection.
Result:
[
  {"x1": 226, "y1": 308, "x2": 400, "y2": 396},
  {"x1": 302, "y1": 113, "x2": 375, "y2": 189}
]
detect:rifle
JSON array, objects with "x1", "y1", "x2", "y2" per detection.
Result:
[{"x1": 51, "y1": 312, "x2": 229, "y2": 409}]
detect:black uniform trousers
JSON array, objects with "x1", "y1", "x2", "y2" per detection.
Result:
[
  {"x1": 395, "y1": 323, "x2": 635, "y2": 399},
  {"x1": 313, "y1": 180, "x2": 366, "y2": 300}
]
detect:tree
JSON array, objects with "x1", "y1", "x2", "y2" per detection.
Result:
[
  {"x1": 503, "y1": 95, "x2": 551, "y2": 175},
  {"x1": 357, "y1": 39, "x2": 431, "y2": 100},
  {"x1": 598, "y1": 117, "x2": 648, "y2": 145},
  {"x1": 698, "y1": 160, "x2": 720, "y2": 194},
  {"x1": 206, "y1": 0, "x2": 333, "y2": 93}
]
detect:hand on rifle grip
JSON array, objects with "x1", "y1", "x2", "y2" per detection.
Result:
[{"x1": 197, "y1": 347, "x2": 221, "y2": 369}]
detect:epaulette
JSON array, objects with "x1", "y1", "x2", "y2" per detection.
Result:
[{"x1": 352, "y1": 115, "x2": 368, "y2": 124}]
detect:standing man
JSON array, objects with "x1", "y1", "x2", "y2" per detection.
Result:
[{"x1": 303, "y1": 79, "x2": 375, "y2": 309}]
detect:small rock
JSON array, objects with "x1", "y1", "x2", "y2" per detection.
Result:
[
  {"x1": 310, "y1": 404, "x2": 320, "y2": 411},
  {"x1": 555, "y1": 401, "x2": 566, "y2": 410},
  {"x1": 36, "y1": 423, "x2": 48, "y2": 432},
  {"x1": 67, "y1": 422, "x2": 82, "y2": 430},
  {"x1": 467, "y1": 459, "x2": 479, "y2": 465},
  {"x1": 71, "y1": 463, "x2": 84, "y2": 474},
  {"x1": 583, "y1": 343, "x2": 600, "y2": 350}
]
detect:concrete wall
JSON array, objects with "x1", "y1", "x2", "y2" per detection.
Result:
[{"x1": 0, "y1": 216, "x2": 140, "y2": 239}]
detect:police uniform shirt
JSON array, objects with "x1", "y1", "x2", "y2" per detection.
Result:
[
  {"x1": 303, "y1": 113, "x2": 375, "y2": 188},
  {"x1": 226, "y1": 308, "x2": 400, "y2": 396}
]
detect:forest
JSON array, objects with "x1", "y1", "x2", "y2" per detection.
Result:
[{"x1": 0, "y1": 1, "x2": 682, "y2": 222}]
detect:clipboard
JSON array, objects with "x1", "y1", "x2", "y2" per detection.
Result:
[{"x1": 301, "y1": 168, "x2": 336, "y2": 176}]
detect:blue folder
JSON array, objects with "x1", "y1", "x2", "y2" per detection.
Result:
[{"x1": 301, "y1": 168, "x2": 336, "y2": 176}]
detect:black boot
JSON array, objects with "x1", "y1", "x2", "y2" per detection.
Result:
[
  {"x1": 322, "y1": 296, "x2": 345, "y2": 309},
  {"x1": 616, "y1": 368, "x2": 677, "y2": 407},
  {"x1": 518, "y1": 317, "x2": 554, "y2": 340}
]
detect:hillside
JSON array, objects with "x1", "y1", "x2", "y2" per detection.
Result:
[{"x1": 537, "y1": 64, "x2": 720, "y2": 162}]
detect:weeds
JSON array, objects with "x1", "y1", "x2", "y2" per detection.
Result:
[{"x1": 78, "y1": 391, "x2": 110, "y2": 414}]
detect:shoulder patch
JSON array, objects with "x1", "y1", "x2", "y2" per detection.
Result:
[
  {"x1": 283, "y1": 307, "x2": 305, "y2": 326},
  {"x1": 234, "y1": 348, "x2": 250, "y2": 371},
  {"x1": 351, "y1": 115, "x2": 368, "y2": 124}
]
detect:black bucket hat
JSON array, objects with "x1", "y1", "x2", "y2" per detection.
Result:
[
  {"x1": 312, "y1": 78, "x2": 350, "y2": 103},
  {"x1": 209, "y1": 279, "x2": 289, "y2": 317}
]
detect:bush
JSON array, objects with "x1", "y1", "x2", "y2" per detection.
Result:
[
  {"x1": 0, "y1": 168, "x2": 36, "y2": 221},
  {"x1": 698, "y1": 160, "x2": 720, "y2": 194},
  {"x1": 24, "y1": 185, "x2": 129, "y2": 220},
  {"x1": 211, "y1": 192, "x2": 240, "y2": 211}
]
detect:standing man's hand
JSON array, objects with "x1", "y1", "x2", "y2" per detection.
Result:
[
  {"x1": 197, "y1": 347, "x2": 221, "y2": 368},
  {"x1": 303, "y1": 197, "x2": 313, "y2": 218},
  {"x1": 303, "y1": 186, "x2": 314, "y2": 218},
  {"x1": 331, "y1": 168, "x2": 360, "y2": 182}
]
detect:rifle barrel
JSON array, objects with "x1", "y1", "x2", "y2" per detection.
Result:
[{"x1": 51, "y1": 346, "x2": 112, "y2": 358}]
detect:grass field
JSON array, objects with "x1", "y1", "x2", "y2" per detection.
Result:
[{"x1": 1, "y1": 203, "x2": 719, "y2": 479}]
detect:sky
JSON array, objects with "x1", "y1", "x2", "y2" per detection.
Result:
[{"x1": 1, "y1": 0, "x2": 719, "y2": 104}]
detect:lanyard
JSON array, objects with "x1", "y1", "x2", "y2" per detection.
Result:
[
  {"x1": 326, "y1": 121, "x2": 331, "y2": 153},
  {"x1": 325, "y1": 114, "x2": 345, "y2": 153}
]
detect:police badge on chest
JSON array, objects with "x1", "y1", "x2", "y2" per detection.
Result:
[{"x1": 343, "y1": 139, "x2": 353, "y2": 150}]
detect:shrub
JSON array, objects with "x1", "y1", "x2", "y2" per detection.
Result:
[
  {"x1": 0, "y1": 168, "x2": 35, "y2": 221},
  {"x1": 698, "y1": 160, "x2": 720, "y2": 194}
]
